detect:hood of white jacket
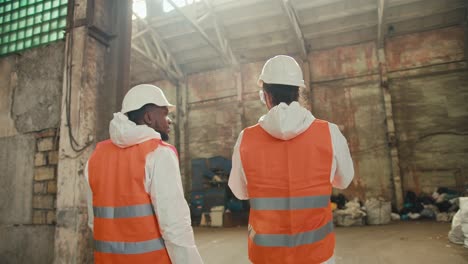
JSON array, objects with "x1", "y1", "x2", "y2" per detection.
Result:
[
  {"x1": 109, "y1": 112, "x2": 160, "y2": 148},
  {"x1": 259, "y1": 101, "x2": 315, "y2": 140}
]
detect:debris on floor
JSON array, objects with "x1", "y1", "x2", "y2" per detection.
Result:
[
  {"x1": 448, "y1": 197, "x2": 468, "y2": 247},
  {"x1": 333, "y1": 198, "x2": 366, "y2": 227},
  {"x1": 331, "y1": 194, "x2": 396, "y2": 226},
  {"x1": 448, "y1": 210, "x2": 464, "y2": 245},
  {"x1": 330, "y1": 187, "x2": 466, "y2": 229},
  {"x1": 365, "y1": 198, "x2": 391, "y2": 225},
  {"x1": 391, "y1": 213, "x2": 401, "y2": 221},
  {"x1": 399, "y1": 188, "x2": 463, "y2": 223}
]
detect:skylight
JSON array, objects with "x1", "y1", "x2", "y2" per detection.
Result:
[
  {"x1": 132, "y1": 0, "x2": 201, "y2": 19},
  {"x1": 133, "y1": 0, "x2": 147, "y2": 19},
  {"x1": 163, "y1": 0, "x2": 200, "y2": 13}
]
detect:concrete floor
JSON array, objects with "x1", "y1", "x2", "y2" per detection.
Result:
[{"x1": 194, "y1": 221, "x2": 468, "y2": 264}]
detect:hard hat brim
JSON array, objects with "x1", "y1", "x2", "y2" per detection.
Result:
[
  {"x1": 257, "y1": 78, "x2": 306, "y2": 88},
  {"x1": 122, "y1": 103, "x2": 176, "y2": 114},
  {"x1": 167, "y1": 104, "x2": 176, "y2": 112}
]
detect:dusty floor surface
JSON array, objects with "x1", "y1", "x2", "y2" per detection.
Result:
[{"x1": 194, "y1": 221, "x2": 468, "y2": 264}]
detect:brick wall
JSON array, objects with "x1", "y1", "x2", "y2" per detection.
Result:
[{"x1": 32, "y1": 129, "x2": 59, "y2": 225}]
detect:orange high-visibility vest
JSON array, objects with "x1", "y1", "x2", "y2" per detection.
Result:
[
  {"x1": 240, "y1": 119, "x2": 335, "y2": 264},
  {"x1": 88, "y1": 139, "x2": 172, "y2": 264}
]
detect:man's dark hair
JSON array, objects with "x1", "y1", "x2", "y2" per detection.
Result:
[
  {"x1": 263, "y1": 83, "x2": 299, "y2": 106},
  {"x1": 127, "y1": 104, "x2": 153, "y2": 124}
]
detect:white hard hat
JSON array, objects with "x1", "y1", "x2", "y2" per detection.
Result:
[
  {"x1": 121, "y1": 84, "x2": 175, "y2": 113},
  {"x1": 258, "y1": 55, "x2": 305, "y2": 88}
]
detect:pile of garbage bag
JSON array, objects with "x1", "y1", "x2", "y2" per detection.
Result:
[
  {"x1": 332, "y1": 189, "x2": 468, "y2": 248},
  {"x1": 399, "y1": 188, "x2": 461, "y2": 222},
  {"x1": 448, "y1": 197, "x2": 468, "y2": 247},
  {"x1": 331, "y1": 195, "x2": 391, "y2": 227},
  {"x1": 331, "y1": 187, "x2": 465, "y2": 227}
]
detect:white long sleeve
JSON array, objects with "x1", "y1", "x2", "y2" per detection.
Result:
[
  {"x1": 84, "y1": 162, "x2": 94, "y2": 231},
  {"x1": 145, "y1": 146, "x2": 203, "y2": 264},
  {"x1": 228, "y1": 131, "x2": 248, "y2": 200},
  {"x1": 329, "y1": 123, "x2": 354, "y2": 189}
]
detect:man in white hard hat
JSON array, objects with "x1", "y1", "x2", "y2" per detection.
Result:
[
  {"x1": 229, "y1": 55, "x2": 354, "y2": 264},
  {"x1": 84, "y1": 84, "x2": 203, "y2": 263}
]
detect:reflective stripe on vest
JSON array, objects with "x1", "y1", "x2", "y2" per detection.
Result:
[
  {"x1": 250, "y1": 195, "x2": 330, "y2": 210},
  {"x1": 253, "y1": 220, "x2": 333, "y2": 247},
  {"x1": 95, "y1": 237, "x2": 165, "y2": 254},
  {"x1": 93, "y1": 204, "x2": 155, "y2": 219}
]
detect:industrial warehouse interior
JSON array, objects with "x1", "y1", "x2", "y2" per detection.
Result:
[{"x1": 1, "y1": 0, "x2": 468, "y2": 263}]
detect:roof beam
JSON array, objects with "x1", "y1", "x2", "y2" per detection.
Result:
[
  {"x1": 385, "y1": 3, "x2": 466, "y2": 24},
  {"x1": 202, "y1": 0, "x2": 238, "y2": 65},
  {"x1": 165, "y1": 0, "x2": 237, "y2": 66},
  {"x1": 131, "y1": 12, "x2": 183, "y2": 83},
  {"x1": 300, "y1": 4, "x2": 376, "y2": 25},
  {"x1": 146, "y1": 0, "x2": 268, "y2": 28},
  {"x1": 293, "y1": 0, "x2": 343, "y2": 10},
  {"x1": 132, "y1": 44, "x2": 177, "y2": 81},
  {"x1": 377, "y1": 0, "x2": 386, "y2": 48},
  {"x1": 132, "y1": 26, "x2": 149, "y2": 40},
  {"x1": 279, "y1": 0, "x2": 308, "y2": 59},
  {"x1": 465, "y1": 3, "x2": 468, "y2": 64},
  {"x1": 153, "y1": 10, "x2": 283, "y2": 41}
]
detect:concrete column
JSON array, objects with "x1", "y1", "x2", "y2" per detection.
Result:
[
  {"x1": 54, "y1": 1, "x2": 132, "y2": 263},
  {"x1": 378, "y1": 47, "x2": 404, "y2": 209},
  {"x1": 54, "y1": 22, "x2": 96, "y2": 264},
  {"x1": 235, "y1": 68, "x2": 246, "y2": 133},
  {"x1": 301, "y1": 60, "x2": 312, "y2": 111},
  {"x1": 180, "y1": 77, "x2": 192, "y2": 192},
  {"x1": 175, "y1": 82, "x2": 182, "y2": 161},
  {"x1": 176, "y1": 79, "x2": 191, "y2": 192},
  {"x1": 95, "y1": 0, "x2": 132, "y2": 141},
  {"x1": 465, "y1": 11, "x2": 468, "y2": 64}
]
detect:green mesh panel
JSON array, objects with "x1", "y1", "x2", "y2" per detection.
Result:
[{"x1": 0, "y1": 0, "x2": 67, "y2": 56}]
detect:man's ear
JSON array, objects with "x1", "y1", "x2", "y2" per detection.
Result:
[
  {"x1": 143, "y1": 111, "x2": 152, "y2": 126},
  {"x1": 265, "y1": 92, "x2": 273, "y2": 109}
]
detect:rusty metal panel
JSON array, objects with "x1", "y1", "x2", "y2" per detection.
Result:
[
  {"x1": 241, "y1": 61, "x2": 264, "y2": 94},
  {"x1": 391, "y1": 71, "x2": 468, "y2": 194},
  {"x1": 312, "y1": 76, "x2": 392, "y2": 201},
  {"x1": 385, "y1": 26, "x2": 465, "y2": 72},
  {"x1": 309, "y1": 42, "x2": 379, "y2": 82},
  {"x1": 242, "y1": 100, "x2": 266, "y2": 128},
  {"x1": 187, "y1": 68, "x2": 237, "y2": 103},
  {"x1": 188, "y1": 102, "x2": 239, "y2": 159}
]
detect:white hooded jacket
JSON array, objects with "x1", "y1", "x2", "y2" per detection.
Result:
[
  {"x1": 85, "y1": 112, "x2": 203, "y2": 264},
  {"x1": 228, "y1": 102, "x2": 354, "y2": 264}
]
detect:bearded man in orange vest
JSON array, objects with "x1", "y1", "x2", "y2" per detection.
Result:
[
  {"x1": 85, "y1": 84, "x2": 203, "y2": 264},
  {"x1": 229, "y1": 55, "x2": 354, "y2": 264}
]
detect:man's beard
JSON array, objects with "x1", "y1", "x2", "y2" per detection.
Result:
[{"x1": 159, "y1": 131, "x2": 169, "y2": 141}]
